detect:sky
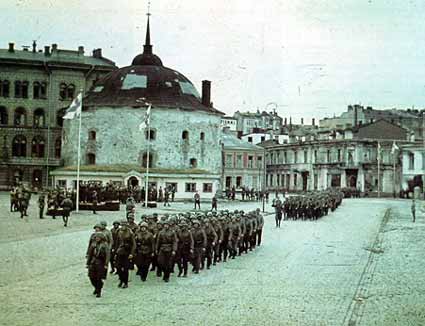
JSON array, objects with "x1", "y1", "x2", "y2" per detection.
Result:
[{"x1": 2, "y1": 0, "x2": 425, "y2": 122}]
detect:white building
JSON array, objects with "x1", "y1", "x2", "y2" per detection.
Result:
[{"x1": 401, "y1": 144, "x2": 425, "y2": 194}]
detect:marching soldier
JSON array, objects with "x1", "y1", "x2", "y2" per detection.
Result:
[
  {"x1": 109, "y1": 221, "x2": 120, "y2": 274},
  {"x1": 191, "y1": 219, "x2": 206, "y2": 274},
  {"x1": 155, "y1": 220, "x2": 178, "y2": 282},
  {"x1": 60, "y1": 195, "x2": 73, "y2": 227},
  {"x1": 134, "y1": 222, "x2": 155, "y2": 281},
  {"x1": 115, "y1": 220, "x2": 136, "y2": 288},
  {"x1": 86, "y1": 232, "x2": 109, "y2": 298},
  {"x1": 176, "y1": 220, "x2": 194, "y2": 277}
]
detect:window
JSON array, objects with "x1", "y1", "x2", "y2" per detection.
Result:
[
  {"x1": 87, "y1": 153, "x2": 96, "y2": 165},
  {"x1": 284, "y1": 151, "x2": 287, "y2": 163},
  {"x1": 203, "y1": 183, "x2": 213, "y2": 193},
  {"x1": 59, "y1": 83, "x2": 67, "y2": 100},
  {"x1": 189, "y1": 158, "x2": 197, "y2": 168},
  {"x1": 14, "y1": 107, "x2": 26, "y2": 126},
  {"x1": 248, "y1": 137, "x2": 253, "y2": 143},
  {"x1": 182, "y1": 130, "x2": 189, "y2": 140},
  {"x1": 248, "y1": 156, "x2": 253, "y2": 168},
  {"x1": 257, "y1": 156, "x2": 262, "y2": 168},
  {"x1": 33, "y1": 82, "x2": 47, "y2": 99},
  {"x1": 67, "y1": 84, "x2": 75, "y2": 99},
  {"x1": 409, "y1": 152, "x2": 414, "y2": 170},
  {"x1": 331, "y1": 174, "x2": 341, "y2": 187},
  {"x1": 225, "y1": 154, "x2": 233, "y2": 168},
  {"x1": 185, "y1": 183, "x2": 196, "y2": 192},
  {"x1": 142, "y1": 152, "x2": 153, "y2": 168},
  {"x1": 337, "y1": 149, "x2": 342, "y2": 162},
  {"x1": 145, "y1": 129, "x2": 155, "y2": 140},
  {"x1": 225, "y1": 176, "x2": 232, "y2": 188},
  {"x1": 200, "y1": 132, "x2": 205, "y2": 141},
  {"x1": 31, "y1": 136, "x2": 45, "y2": 158},
  {"x1": 56, "y1": 108, "x2": 66, "y2": 127},
  {"x1": 89, "y1": 130, "x2": 96, "y2": 141},
  {"x1": 14, "y1": 81, "x2": 28, "y2": 98},
  {"x1": 304, "y1": 150, "x2": 308, "y2": 163},
  {"x1": 294, "y1": 174, "x2": 297, "y2": 187},
  {"x1": 0, "y1": 80, "x2": 10, "y2": 97},
  {"x1": 12, "y1": 135, "x2": 27, "y2": 157},
  {"x1": 0, "y1": 106, "x2": 7, "y2": 125},
  {"x1": 237, "y1": 155, "x2": 242, "y2": 168},
  {"x1": 294, "y1": 151, "x2": 298, "y2": 163},
  {"x1": 314, "y1": 150, "x2": 318, "y2": 163},
  {"x1": 327, "y1": 150, "x2": 331, "y2": 163},
  {"x1": 422, "y1": 152, "x2": 425, "y2": 170},
  {"x1": 261, "y1": 136, "x2": 265, "y2": 142},
  {"x1": 55, "y1": 138, "x2": 61, "y2": 158},
  {"x1": 236, "y1": 176, "x2": 242, "y2": 188},
  {"x1": 57, "y1": 180, "x2": 67, "y2": 188},
  {"x1": 33, "y1": 108, "x2": 45, "y2": 127}
]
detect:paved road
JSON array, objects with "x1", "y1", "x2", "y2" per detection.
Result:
[{"x1": 0, "y1": 194, "x2": 424, "y2": 326}]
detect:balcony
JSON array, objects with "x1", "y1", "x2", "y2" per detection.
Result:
[{"x1": 4, "y1": 157, "x2": 63, "y2": 166}]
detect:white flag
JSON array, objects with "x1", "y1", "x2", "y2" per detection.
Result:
[
  {"x1": 391, "y1": 141, "x2": 399, "y2": 154},
  {"x1": 138, "y1": 104, "x2": 151, "y2": 130},
  {"x1": 63, "y1": 93, "x2": 82, "y2": 119}
]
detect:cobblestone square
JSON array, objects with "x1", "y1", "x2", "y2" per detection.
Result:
[{"x1": 1, "y1": 194, "x2": 424, "y2": 326}]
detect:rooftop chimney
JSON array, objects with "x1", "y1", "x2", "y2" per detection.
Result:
[
  {"x1": 51, "y1": 43, "x2": 58, "y2": 52},
  {"x1": 78, "y1": 46, "x2": 84, "y2": 55},
  {"x1": 44, "y1": 46, "x2": 50, "y2": 56},
  {"x1": 32, "y1": 40, "x2": 37, "y2": 53},
  {"x1": 201, "y1": 80, "x2": 211, "y2": 107},
  {"x1": 8, "y1": 43, "x2": 14, "y2": 52},
  {"x1": 92, "y1": 48, "x2": 102, "y2": 58},
  {"x1": 312, "y1": 118, "x2": 315, "y2": 126},
  {"x1": 301, "y1": 118, "x2": 304, "y2": 125},
  {"x1": 284, "y1": 117, "x2": 287, "y2": 126}
]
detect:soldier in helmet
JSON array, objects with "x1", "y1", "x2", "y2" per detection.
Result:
[
  {"x1": 155, "y1": 220, "x2": 178, "y2": 282},
  {"x1": 115, "y1": 220, "x2": 136, "y2": 288},
  {"x1": 60, "y1": 195, "x2": 73, "y2": 227},
  {"x1": 134, "y1": 222, "x2": 155, "y2": 281},
  {"x1": 38, "y1": 192, "x2": 46, "y2": 219},
  {"x1": 109, "y1": 221, "x2": 120, "y2": 274},
  {"x1": 202, "y1": 218, "x2": 218, "y2": 270},
  {"x1": 176, "y1": 220, "x2": 194, "y2": 277},
  {"x1": 191, "y1": 219, "x2": 206, "y2": 274},
  {"x1": 86, "y1": 232, "x2": 109, "y2": 298}
]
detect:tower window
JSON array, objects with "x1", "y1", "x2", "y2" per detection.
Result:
[
  {"x1": 182, "y1": 130, "x2": 189, "y2": 140},
  {"x1": 87, "y1": 153, "x2": 96, "y2": 165},
  {"x1": 145, "y1": 129, "x2": 156, "y2": 140},
  {"x1": 89, "y1": 130, "x2": 96, "y2": 140},
  {"x1": 200, "y1": 132, "x2": 205, "y2": 141},
  {"x1": 190, "y1": 158, "x2": 197, "y2": 168}
]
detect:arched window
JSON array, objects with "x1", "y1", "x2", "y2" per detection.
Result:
[
  {"x1": 31, "y1": 136, "x2": 45, "y2": 158},
  {"x1": 200, "y1": 132, "x2": 205, "y2": 141},
  {"x1": 190, "y1": 158, "x2": 197, "y2": 168},
  {"x1": 67, "y1": 84, "x2": 75, "y2": 99},
  {"x1": 87, "y1": 153, "x2": 96, "y2": 165},
  {"x1": 56, "y1": 108, "x2": 66, "y2": 127},
  {"x1": 0, "y1": 80, "x2": 10, "y2": 97},
  {"x1": 182, "y1": 130, "x2": 189, "y2": 140},
  {"x1": 142, "y1": 152, "x2": 153, "y2": 168},
  {"x1": 0, "y1": 106, "x2": 7, "y2": 125},
  {"x1": 55, "y1": 138, "x2": 61, "y2": 158},
  {"x1": 40, "y1": 82, "x2": 47, "y2": 99},
  {"x1": 59, "y1": 83, "x2": 67, "y2": 100},
  {"x1": 12, "y1": 135, "x2": 27, "y2": 157},
  {"x1": 33, "y1": 108, "x2": 45, "y2": 127},
  {"x1": 88, "y1": 130, "x2": 96, "y2": 140},
  {"x1": 14, "y1": 107, "x2": 26, "y2": 126}
]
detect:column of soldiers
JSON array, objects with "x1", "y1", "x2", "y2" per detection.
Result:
[
  {"x1": 85, "y1": 209, "x2": 265, "y2": 297},
  {"x1": 273, "y1": 189, "x2": 344, "y2": 226},
  {"x1": 224, "y1": 186, "x2": 269, "y2": 202}
]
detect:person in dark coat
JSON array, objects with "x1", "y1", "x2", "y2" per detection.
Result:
[
  {"x1": 155, "y1": 220, "x2": 178, "y2": 282},
  {"x1": 61, "y1": 196, "x2": 73, "y2": 227},
  {"x1": 191, "y1": 219, "x2": 207, "y2": 273},
  {"x1": 115, "y1": 221, "x2": 136, "y2": 288},
  {"x1": 176, "y1": 221, "x2": 194, "y2": 277},
  {"x1": 86, "y1": 232, "x2": 109, "y2": 297},
  {"x1": 109, "y1": 221, "x2": 120, "y2": 274},
  {"x1": 38, "y1": 193, "x2": 45, "y2": 219},
  {"x1": 134, "y1": 222, "x2": 155, "y2": 281},
  {"x1": 92, "y1": 190, "x2": 98, "y2": 214}
]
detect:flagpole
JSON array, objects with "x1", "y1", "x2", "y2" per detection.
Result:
[
  {"x1": 76, "y1": 89, "x2": 83, "y2": 212},
  {"x1": 144, "y1": 104, "x2": 152, "y2": 206},
  {"x1": 393, "y1": 146, "x2": 396, "y2": 198}
]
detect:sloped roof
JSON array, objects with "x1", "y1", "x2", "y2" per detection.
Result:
[{"x1": 222, "y1": 132, "x2": 263, "y2": 150}]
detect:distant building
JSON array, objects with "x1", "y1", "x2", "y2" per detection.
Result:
[
  {"x1": 264, "y1": 119, "x2": 409, "y2": 195},
  {"x1": 241, "y1": 131, "x2": 288, "y2": 145},
  {"x1": 222, "y1": 130, "x2": 265, "y2": 191},
  {"x1": 234, "y1": 109, "x2": 283, "y2": 134},
  {"x1": 220, "y1": 116, "x2": 237, "y2": 132},
  {"x1": 0, "y1": 41, "x2": 116, "y2": 189},
  {"x1": 320, "y1": 104, "x2": 424, "y2": 140},
  {"x1": 401, "y1": 144, "x2": 425, "y2": 194}
]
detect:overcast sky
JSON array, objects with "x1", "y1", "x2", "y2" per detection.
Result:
[{"x1": 3, "y1": 0, "x2": 425, "y2": 122}]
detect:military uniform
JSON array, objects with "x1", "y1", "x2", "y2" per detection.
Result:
[
  {"x1": 115, "y1": 223, "x2": 136, "y2": 288},
  {"x1": 155, "y1": 221, "x2": 178, "y2": 282},
  {"x1": 134, "y1": 223, "x2": 155, "y2": 281}
]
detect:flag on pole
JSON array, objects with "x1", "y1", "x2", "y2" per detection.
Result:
[
  {"x1": 391, "y1": 141, "x2": 399, "y2": 154},
  {"x1": 63, "y1": 93, "x2": 82, "y2": 119},
  {"x1": 138, "y1": 104, "x2": 151, "y2": 130}
]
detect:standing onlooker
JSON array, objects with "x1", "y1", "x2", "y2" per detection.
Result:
[
  {"x1": 38, "y1": 193, "x2": 45, "y2": 219},
  {"x1": 211, "y1": 195, "x2": 218, "y2": 211},
  {"x1": 194, "y1": 191, "x2": 201, "y2": 210}
]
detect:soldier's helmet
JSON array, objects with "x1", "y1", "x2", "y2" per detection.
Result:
[
  {"x1": 100, "y1": 221, "x2": 107, "y2": 227},
  {"x1": 113, "y1": 220, "x2": 121, "y2": 226},
  {"x1": 93, "y1": 223, "x2": 102, "y2": 229},
  {"x1": 120, "y1": 219, "x2": 128, "y2": 225},
  {"x1": 206, "y1": 212, "x2": 213, "y2": 217},
  {"x1": 139, "y1": 222, "x2": 149, "y2": 229},
  {"x1": 94, "y1": 232, "x2": 106, "y2": 241},
  {"x1": 179, "y1": 221, "x2": 188, "y2": 228},
  {"x1": 192, "y1": 219, "x2": 200, "y2": 226}
]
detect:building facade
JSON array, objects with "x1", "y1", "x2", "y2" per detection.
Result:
[
  {"x1": 401, "y1": 144, "x2": 425, "y2": 193},
  {"x1": 234, "y1": 110, "x2": 283, "y2": 134},
  {"x1": 0, "y1": 42, "x2": 116, "y2": 189},
  {"x1": 265, "y1": 120, "x2": 409, "y2": 195},
  {"x1": 222, "y1": 131, "x2": 265, "y2": 191}
]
